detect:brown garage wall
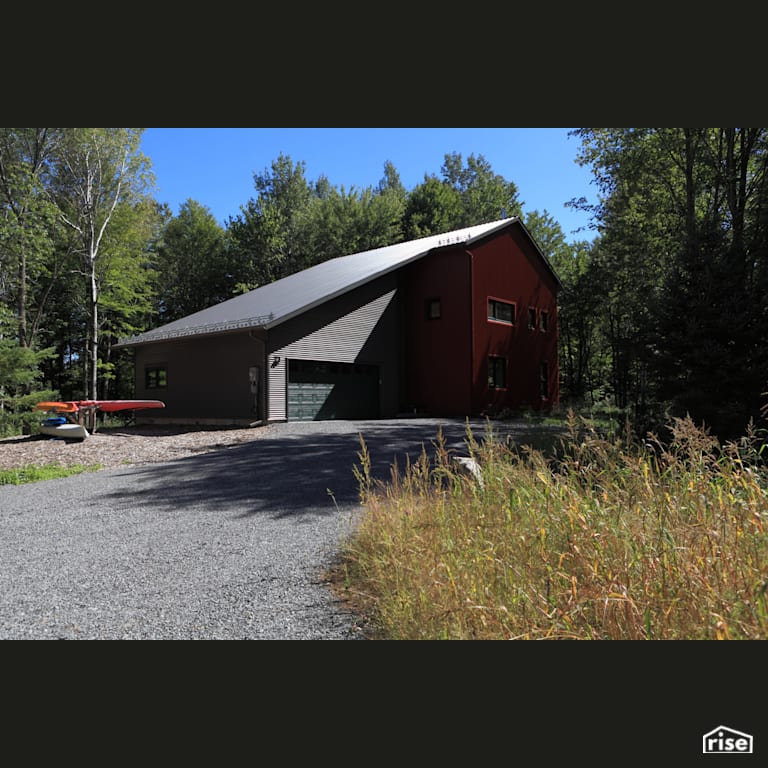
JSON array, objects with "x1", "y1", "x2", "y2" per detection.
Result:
[{"x1": 133, "y1": 332, "x2": 266, "y2": 425}]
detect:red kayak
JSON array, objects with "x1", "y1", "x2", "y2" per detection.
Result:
[
  {"x1": 73, "y1": 400, "x2": 166, "y2": 413},
  {"x1": 35, "y1": 400, "x2": 165, "y2": 413}
]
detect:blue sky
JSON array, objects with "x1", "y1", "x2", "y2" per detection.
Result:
[{"x1": 140, "y1": 128, "x2": 598, "y2": 242}]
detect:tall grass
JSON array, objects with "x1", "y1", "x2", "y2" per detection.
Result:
[{"x1": 340, "y1": 415, "x2": 768, "y2": 640}]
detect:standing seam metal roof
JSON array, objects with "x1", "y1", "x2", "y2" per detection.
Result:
[{"x1": 117, "y1": 217, "x2": 554, "y2": 347}]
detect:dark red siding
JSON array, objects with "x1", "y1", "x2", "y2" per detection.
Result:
[
  {"x1": 470, "y1": 228, "x2": 559, "y2": 414},
  {"x1": 400, "y1": 247, "x2": 473, "y2": 416},
  {"x1": 399, "y1": 225, "x2": 559, "y2": 418}
]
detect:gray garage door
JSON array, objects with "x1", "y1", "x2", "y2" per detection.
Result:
[{"x1": 287, "y1": 359, "x2": 379, "y2": 421}]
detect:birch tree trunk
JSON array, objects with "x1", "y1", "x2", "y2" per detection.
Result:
[
  {"x1": 53, "y1": 129, "x2": 145, "y2": 399},
  {"x1": 89, "y1": 249, "x2": 99, "y2": 400}
]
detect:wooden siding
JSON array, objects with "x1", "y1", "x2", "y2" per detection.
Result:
[
  {"x1": 399, "y1": 247, "x2": 473, "y2": 416},
  {"x1": 266, "y1": 275, "x2": 399, "y2": 421},
  {"x1": 470, "y1": 228, "x2": 559, "y2": 413},
  {"x1": 398, "y1": 226, "x2": 560, "y2": 418}
]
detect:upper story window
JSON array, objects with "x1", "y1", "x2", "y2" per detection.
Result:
[
  {"x1": 426, "y1": 298, "x2": 441, "y2": 320},
  {"x1": 528, "y1": 307, "x2": 537, "y2": 330},
  {"x1": 539, "y1": 310, "x2": 549, "y2": 332},
  {"x1": 488, "y1": 298, "x2": 515, "y2": 325}
]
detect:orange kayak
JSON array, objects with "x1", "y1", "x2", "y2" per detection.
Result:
[{"x1": 34, "y1": 401, "x2": 79, "y2": 413}]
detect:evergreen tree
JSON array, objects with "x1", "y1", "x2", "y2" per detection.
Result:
[{"x1": 572, "y1": 127, "x2": 768, "y2": 437}]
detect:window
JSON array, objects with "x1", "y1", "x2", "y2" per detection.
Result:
[
  {"x1": 528, "y1": 307, "x2": 537, "y2": 330},
  {"x1": 540, "y1": 362, "x2": 549, "y2": 399},
  {"x1": 488, "y1": 298, "x2": 515, "y2": 324},
  {"x1": 145, "y1": 366, "x2": 167, "y2": 389},
  {"x1": 426, "y1": 298, "x2": 441, "y2": 320},
  {"x1": 539, "y1": 310, "x2": 549, "y2": 332},
  {"x1": 488, "y1": 356, "x2": 507, "y2": 389}
]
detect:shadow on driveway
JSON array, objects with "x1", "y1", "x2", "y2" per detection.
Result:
[{"x1": 102, "y1": 420, "x2": 473, "y2": 519}]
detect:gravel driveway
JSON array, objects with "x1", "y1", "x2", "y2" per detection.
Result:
[{"x1": 0, "y1": 418, "x2": 558, "y2": 640}]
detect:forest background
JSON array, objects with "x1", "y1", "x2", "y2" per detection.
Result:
[{"x1": 1, "y1": 127, "x2": 766, "y2": 440}]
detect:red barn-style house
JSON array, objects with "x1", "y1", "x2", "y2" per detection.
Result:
[{"x1": 117, "y1": 218, "x2": 561, "y2": 424}]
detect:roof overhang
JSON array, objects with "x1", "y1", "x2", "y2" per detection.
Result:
[{"x1": 115, "y1": 313, "x2": 274, "y2": 348}]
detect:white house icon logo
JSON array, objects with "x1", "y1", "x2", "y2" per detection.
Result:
[{"x1": 703, "y1": 726, "x2": 754, "y2": 755}]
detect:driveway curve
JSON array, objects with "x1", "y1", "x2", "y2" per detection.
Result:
[{"x1": 0, "y1": 418, "x2": 556, "y2": 639}]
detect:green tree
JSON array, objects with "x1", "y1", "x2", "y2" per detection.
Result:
[
  {"x1": 404, "y1": 153, "x2": 522, "y2": 238},
  {"x1": 0, "y1": 306, "x2": 46, "y2": 393},
  {"x1": 403, "y1": 174, "x2": 463, "y2": 238},
  {"x1": 228, "y1": 157, "x2": 409, "y2": 290},
  {"x1": 303, "y1": 170, "x2": 407, "y2": 265},
  {"x1": 227, "y1": 153, "x2": 314, "y2": 291},
  {"x1": 524, "y1": 209, "x2": 568, "y2": 260},
  {"x1": 156, "y1": 199, "x2": 231, "y2": 323},
  {"x1": 35, "y1": 246, "x2": 87, "y2": 401},
  {"x1": 370, "y1": 160, "x2": 407, "y2": 244},
  {"x1": 376, "y1": 160, "x2": 406, "y2": 198},
  {"x1": 0, "y1": 305, "x2": 56, "y2": 436},
  {"x1": 99, "y1": 197, "x2": 165, "y2": 398},
  {"x1": 525, "y1": 210, "x2": 602, "y2": 403},
  {"x1": 441, "y1": 152, "x2": 523, "y2": 226},
  {"x1": 572, "y1": 127, "x2": 768, "y2": 437},
  {"x1": 0, "y1": 128, "x2": 61, "y2": 348},
  {"x1": 51, "y1": 128, "x2": 154, "y2": 399},
  {"x1": 650, "y1": 128, "x2": 768, "y2": 436}
]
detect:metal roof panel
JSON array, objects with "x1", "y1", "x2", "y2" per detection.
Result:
[{"x1": 117, "y1": 218, "x2": 531, "y2": 346}]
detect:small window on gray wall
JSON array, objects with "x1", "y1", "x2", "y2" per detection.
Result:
[
  {"x1": 145, "y1": 366, "x2": 167, "y2": 389},
  {"x1": 426, "y1": 298, "x2": 441, "y2": 319}
]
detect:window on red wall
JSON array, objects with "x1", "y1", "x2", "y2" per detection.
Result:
[
  {"x1": 540, "y1": 362, "x2": 549, "y2": 399},
  {"x1": 426, "y1": 298, "x2": 441, "y2": 320},
  {"x1": 528, "y1": 307, "x2": 537, "y2": 329},
  {"x1": 488, "y1": 298, "x2": 515, "y2": 324},
  {"x1": 488, "y1": 356, "x2": 507, "y2": 389},
  {"x1": 539, "y1": 310, "x2": 549, "y2": 332}
]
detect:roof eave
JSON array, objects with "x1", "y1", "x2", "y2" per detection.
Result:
[{"x1": 115, "y1": 314, "x2": 273, "y2": 348}]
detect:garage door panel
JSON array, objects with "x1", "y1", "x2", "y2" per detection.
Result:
[
  {"x1": 287, "y1": 382, "x2": 334, "y2": 421},
  {"x1": 287, "y1": 360, "x2": 378, "y2": 421}
]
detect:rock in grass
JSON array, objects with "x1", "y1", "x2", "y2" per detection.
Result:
[{"x1": 452, "y1": 456, "x2": 484, "y2": 488}]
